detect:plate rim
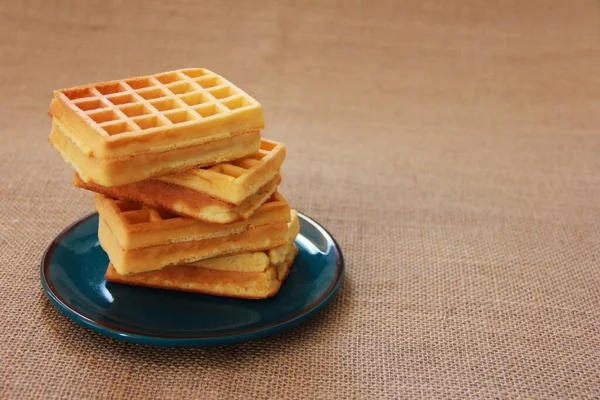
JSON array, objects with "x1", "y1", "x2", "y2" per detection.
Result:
[{"x1": 40, "y1": 211, "x2": 344, "y2": 347}]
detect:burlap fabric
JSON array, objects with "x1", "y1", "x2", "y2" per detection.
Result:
[{"x1": 1, "y1": 1, "x2": 599, "y2": 398}]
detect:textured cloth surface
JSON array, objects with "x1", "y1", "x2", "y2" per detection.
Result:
[{"x1": 1, "y1": 1, "x2": 599, "y2": 399}]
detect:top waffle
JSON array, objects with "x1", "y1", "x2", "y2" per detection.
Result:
[{"x1": 49, "y1": 68, "x2": 264, "y2": 159}]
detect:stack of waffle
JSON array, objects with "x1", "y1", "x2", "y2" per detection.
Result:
[{"x1": 48, "y1": 68, "x2": 298, "y2": 299}]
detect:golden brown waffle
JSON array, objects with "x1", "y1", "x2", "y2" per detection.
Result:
[
  {"x1": 50, "y1": 120, "x2": 260, "y2": 187},
  {"x1": 48, "y1": 68, "x2": 264, "y2": 186},
  {"x1": 75, "y1": 173, "x2": 281, "y2": 224},
  {"x1": 158, "y1": 139, "x2": 286, "y2": 204},
  {"x1": 94, "y1": 193, "x2": 291, "y2": 250},
  {"x1": 98, "y1": 218, "x2": 290, "y2": 274},
  {"x1": 104, "y1": 245, "x2": 298, "y2": 299},
  {"x1": 72, "y1": 139, "x2": 286, "y2": 223},
  {"x1": 96, "y1": 192, "x2": 295, "y2": 274}
]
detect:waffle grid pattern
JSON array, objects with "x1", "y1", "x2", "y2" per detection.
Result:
[
  {"x1": 202, "y1": 140, "x2": 277, "y2": 180},
  {"x1": 113, "y1": 200, "x2": 181, "y2": 225},
  {"x1": 58, "y1": 69, "x2": 259, "y2": 138}
]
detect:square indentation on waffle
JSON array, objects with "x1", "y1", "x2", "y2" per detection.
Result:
[
  {"x1": 87, "y1": 109, "x2": 120, "y2": 124},
  {"x1": 73, "y1": 98, "x2": 110, "y2": 112},
  {"x1": 56, "y1": 68, "x2": 261, "y2": 139},
  {"x1": 101, "y1": 121, "x2": 138, "y2": 136},
  {"x1": 113, "y1": 199, "x2": 183, "y2": 226},
  {"x1": 209, "y1": 139, "x2": 278, "y2": 176},
  {"x1": 118, "y1": 103, "x2": 153, "y2": 118}
]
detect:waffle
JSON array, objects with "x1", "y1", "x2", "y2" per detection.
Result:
[
  {"x1": 94, "y1": 193, "x2": 291, "y2": 250},
  {"x1": 50, "y1": 120, "x2": 260, "y2": 187},
  {"x1": 104, "y1": 245, "x2": 298, "y2": 299},
  {"x1": 48, "y1": 68, "x2": 264, "y2": 186},
  {"x1": 73, "y1": 139, "x2": 286, "y2": 223},
  {"x1": 75, "y1": 173, "x2": 281, "y2": 224},
  {"x1": 99, "y1": 217, "x2": 290, "y2": 275},
  {"x1": 158, "y1": 139, "x2": 286, "y2": 204},
  {"x1": 96, "y1": 193, "x2": 295, "y2": 274}
]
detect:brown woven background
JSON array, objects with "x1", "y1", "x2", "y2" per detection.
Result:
[{"x1": 1, "y1": 0, "x2": 599, "y2": 398}]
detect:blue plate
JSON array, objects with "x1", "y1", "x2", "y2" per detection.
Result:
[{"x1": 41, "y1": 212, "x2": 344, "y2": 347}]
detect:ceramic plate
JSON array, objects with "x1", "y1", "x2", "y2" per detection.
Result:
[{"x1": 41, "y1": 212, "x2": 344, "y2": 347}]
